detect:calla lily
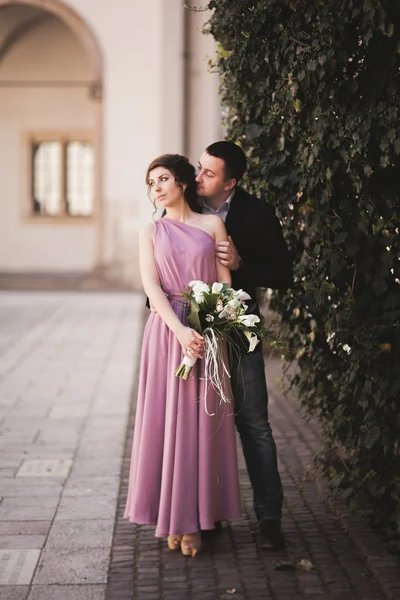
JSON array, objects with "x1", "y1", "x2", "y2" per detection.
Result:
[
  {"x1": 244, "y1": 330, "x2": 260, "y2": 352},
  {"x1": 238, "y1": 314, "x2": 261, "y2": 327},
  {"x1": 211, "y1": 282, "x2": 223, "y2": 294},
  {"x1": 236, "y1": 289, "x2": 252, "y2": 301},
  {"x1": 228, "y1": 298, "x2": 241, "y2": 309},
  {"x1": 219, "y1": 305, "x2": 237, "y2": 320}
]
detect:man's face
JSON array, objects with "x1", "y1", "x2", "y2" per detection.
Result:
[{"x1": 195, "y1": 152, "x2": 235, "y2": 199}]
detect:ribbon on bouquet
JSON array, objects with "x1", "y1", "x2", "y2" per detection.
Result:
[
  {"x1": 175, "y1": 328, "x2": 231, "y2": 416},
  {"x1": 202, "y1": 328, "x2": 231, "y2": 416}
]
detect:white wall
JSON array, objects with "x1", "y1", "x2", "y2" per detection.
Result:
[
  {"x1": 64, "y1": 0, "x2": 187, "y2": 285},
  {"x1": 0, "y1": 16, "x2": 97, "y2": 272},
  {"x1": 186, "y1": 3, "x2": 222, "y2": 163}
]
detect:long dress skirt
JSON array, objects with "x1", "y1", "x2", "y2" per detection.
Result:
[{"x1": 124, "y1": 217, "x2": 241, "y2": 536}]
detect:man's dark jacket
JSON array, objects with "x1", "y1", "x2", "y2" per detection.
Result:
[{"x1": 225, "y1": 186, "x2": 292, "y2": 303}]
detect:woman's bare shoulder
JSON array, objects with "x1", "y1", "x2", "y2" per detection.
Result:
[
  {"x1": 139, "y1": 222, "x2": 156, "y2": 241},
  {"x1": 190, "y1": 213, "x2": 223, "y2": 238},
  {"x1": 195, "y1": 213, "x2": 224, "y2": 229}
]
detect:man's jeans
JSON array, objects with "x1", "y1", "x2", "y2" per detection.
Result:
[{"x1": 230, "y1": 350, "x2": 283, "y2": 521}]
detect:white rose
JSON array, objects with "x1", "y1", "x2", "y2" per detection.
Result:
[
  {"x1": 211, "y1": 282, "x2": 223, "y2": 294},
  {"x1": 192, "y1": 283, "x2": 210, "y2": 294},
  {"x1": 238, "y1": 314, "x2": 260, "y2": 327},
  {"x1": 191, "y1": 282, "x2": 210, "y2": 303},
  {"x1": 188, "y1": 280, "x2": 203, "y2": 288},
  {"x1": 205, "y1": 314, "x2": 214, "y2": 323},
  {"x1": 244, "y1": 330, "x2": 260, "y2": 352}
]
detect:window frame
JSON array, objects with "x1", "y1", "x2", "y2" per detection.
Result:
[{"x1": 22, "y1": 131, "x2": 97, "y2": 224}]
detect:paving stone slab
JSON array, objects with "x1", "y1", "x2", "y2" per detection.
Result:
[
  {"x1": 0, "y1": 498, "x2": 59, "y2": 510},
  {"x1": 84, "y1": 416, "x2": 127, "y2": 432},
  {"x1": 0, "y1": 549, "x2": 41, "y2": 585},
  {"x1": 2, "y1": 418, "x2": 50, "y2": 429},
  {"x1": 0, "y1": 427, "x2": 39, "y2": 443},
  {"x1": 0, "y1": 503, "x2": 56, "y2": 522},
  {"x1": 69, "y1": 459, "x2": 121, "y2": 479},
  {"x1": 28, "y1": 585, "x2": 106, "y2": 600},
  {"x1": 35, "y1": 431, "x2": 81, "y2": 445},
  {"x1": 0, "y1": 587, "x2": 29, "y2": 600},
  {"x1": 56, "y1": 496, "x2": 116, "y2": 521},
  {"x1": 6, "y1": 407, "x2": 51, "y2": 419},
  {"x1": 16, "y1": 460, "x2": 72, "y2": 479},
  {"x1": 0, "y1": 460, "x2": 23, "y2": 469},
  {"x1": 90, "y1": 404, "x2": 130, "y2": 417},
  {"x1": 49, "y1": 405, "x2": 89, "y2": 419},
  {"x1": 0, "y1": 536, "x2": 46, "y2": 550},
  {"x1": 34, "y1": 548, "x2": 110, "y2": 585},
  {"x1": 53, "y1": 396, "x2": 93, "y2": 406},
  {"x1": 0, "y1": 487, "x2": 62, "y2": 499},
  {"x1": 46, "y1": 520, "x2": 114, "y2": 550},
  {"x1": 0, "y1": 468, "x2": 16, "y2": 477},
  {"x1": 63, "y1": 476, "x2": 120, "y2": 498},
  {"x1": 76, "y1": 441, "x2": 124, "y2": 460},
  {"x1": 1, "y1": 447, "x2": 75, "y2": 459},
  {"x1": 0, "y1": 522, "x2": 51, "y2": 536},
  {"x1": 0, "y1": 397, "x2": 17, "y2": 408}
]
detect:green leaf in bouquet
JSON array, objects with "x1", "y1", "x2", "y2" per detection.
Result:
[
  {"x1": 187, "y1": 297, "x2": 202, "y2": 333},
  {"x1": 202, "y1": 292, "x2": 219, "y2": 308}
]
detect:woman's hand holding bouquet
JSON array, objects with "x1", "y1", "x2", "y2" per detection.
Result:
[
  {"x1": 175, "y1": 281, "x2": 275, "y2": 388},
  {"x1": 176, "y1": 326, "x2": 205, "y2": 360}
]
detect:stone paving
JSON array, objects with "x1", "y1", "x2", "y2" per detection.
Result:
[
  {"x1": 0, "y1": 291, "x2": 142, "y2": 600},
  {"x1": 1, "y1": 291, "x2": 400, "y2": 600},
  {"x1": 108, "y1": 359, "x2": 400, "y2": 600}
]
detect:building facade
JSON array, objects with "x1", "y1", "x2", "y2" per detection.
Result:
[{"x1": 0, "y1": 0, "x2": 221, "y2": 288}]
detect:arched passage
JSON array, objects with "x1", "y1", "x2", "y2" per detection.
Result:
[{"x1": 0, "y1": 0, "x2": 103, "y2": 275}]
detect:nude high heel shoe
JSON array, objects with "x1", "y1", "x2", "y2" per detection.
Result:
[
  {"x1": 167, "y1": 534, "x2": 182, "y2": 550},
  {"x1": 181, "y1": 532, "x2": 202, "y2": 557}
]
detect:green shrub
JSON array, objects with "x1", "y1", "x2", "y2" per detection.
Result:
[{"x1": 206, "y1": 0, "x2": 400, "y2": 549}]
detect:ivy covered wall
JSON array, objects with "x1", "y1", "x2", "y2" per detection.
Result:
[{"x1": 206, "y1": 0, "x2": 400, "y2": 548}]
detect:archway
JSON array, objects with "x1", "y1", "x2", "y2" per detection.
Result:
[{"x1": 0, "y1": 0, "x2": 103, "y2": 276}]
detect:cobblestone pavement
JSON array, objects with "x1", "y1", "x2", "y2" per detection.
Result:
[
  {"x1": 108, "y1": 355, "x2": 400, "y2": 599},
  {"x1": 1, "y1": 292, "x2": 399, "y2": 600}
]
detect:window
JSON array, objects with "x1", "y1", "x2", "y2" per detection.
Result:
[{"x1": 30, "y1": 136, "x2": 94, "y2": 217}]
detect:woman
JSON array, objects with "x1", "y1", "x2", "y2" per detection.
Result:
[{"x1": 124, "y1": 154, "x2": 241, "y2": 556}]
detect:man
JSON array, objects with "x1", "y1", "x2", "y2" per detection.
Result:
[{"x1": 195, "y1": 141, "x2": 293, "y2": 549}]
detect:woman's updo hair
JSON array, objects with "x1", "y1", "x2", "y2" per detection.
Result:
[{"x1": 146, "y1": 154, "x2": 201, "y2": 213}]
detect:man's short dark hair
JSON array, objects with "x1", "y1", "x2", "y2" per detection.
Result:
[{"x1": 205, "y1": 141, "x2": 247, "y2": 184}]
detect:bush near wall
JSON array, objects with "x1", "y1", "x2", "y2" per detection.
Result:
[{"x1": 206, "y1": 0, "x2": 400, "y2": 549}]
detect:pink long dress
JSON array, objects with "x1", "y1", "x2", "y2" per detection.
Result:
[{"x1": 124, "y1": 217, "x2": 241, "y2": 536}]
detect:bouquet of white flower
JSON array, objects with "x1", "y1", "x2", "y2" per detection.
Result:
[{"x1": 175, "y1": 280, "x2": 272, "y2": 387}]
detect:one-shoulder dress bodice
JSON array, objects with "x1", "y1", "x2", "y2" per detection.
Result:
[{"x1": 154, "y1": 217, "x2": 216, "y2": 299}]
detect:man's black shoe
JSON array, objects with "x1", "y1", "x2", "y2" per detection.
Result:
[{"x1": 258, "y1": 519, "x2": 285, "y2": 550}]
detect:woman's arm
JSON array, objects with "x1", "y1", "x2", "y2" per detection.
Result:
[{"x1": 139, "y1": 224, "x2": 204, "y2": 357}]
